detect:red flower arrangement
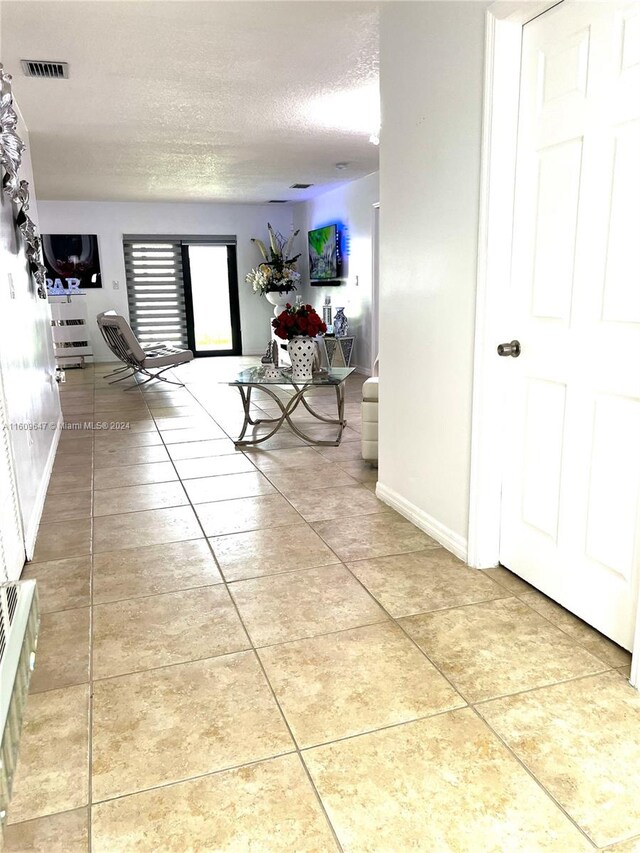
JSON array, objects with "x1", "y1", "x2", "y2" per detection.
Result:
[{"x1": 272, "y1": 304, "x2": 327, "y2": 340}]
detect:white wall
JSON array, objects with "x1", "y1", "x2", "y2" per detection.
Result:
[
  {"x1": 377, "y1": 2, "x2": 489, "y2": 553},
  {"x1": 293, "y1": 172, "x2": 379, "y2": 374},
  {"x1": 38, "y1": 201, "x2": 295, "y2": 360},
  {"x1": 0, "y1": 106, "x2": 61, "y2": 558}
]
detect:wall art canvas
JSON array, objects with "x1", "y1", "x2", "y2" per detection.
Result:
[
  {"x1": 308, "y1": 224, "x2": 343, "y2": 284},
  {"x1": 43, "y1": 234, "x2": 102, "y2": 293}
]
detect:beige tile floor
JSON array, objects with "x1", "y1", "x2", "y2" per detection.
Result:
[{"x1": 4, "y1": 357, "x2": 639, "y2": 852}]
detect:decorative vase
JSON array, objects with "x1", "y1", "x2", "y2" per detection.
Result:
[
  {"x1": 288, "y1": 336, "x2": 315, "y2": 382},
  {"x1": 334, "y1": 307, "x2": 349, "y2": 338},
  {"x1": 265, "y1": 290, "x2": 293, "y2": 316},
  {"x1": 322, "y1": 295, "x2": 333, "y2": 330}
]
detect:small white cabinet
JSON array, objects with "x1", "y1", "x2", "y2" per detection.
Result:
[{"x1": 49, "y1": 296, "x2": 92, "y2": 368}]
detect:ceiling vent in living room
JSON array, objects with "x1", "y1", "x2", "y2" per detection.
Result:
[
  {"x1": 268, "y1": 200, "x2": 288, "y2": 204},
  {"x1": 21, "y1": 60, "x2": 69, "y2": 79},
  {"x1": 290, "y1": 183, "x2": 313, "y2": 189}
]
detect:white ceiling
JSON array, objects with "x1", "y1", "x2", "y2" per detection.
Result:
[{"x1": 1, "y1": 1, "x2": 380, "y2": 203}]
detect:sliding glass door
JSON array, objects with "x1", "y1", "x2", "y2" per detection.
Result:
[
  {"x1": 124, "y1": 236, "x2": 241, "y2": 358},
  {"x1": 182, "y1": 243, "x2": 241, "y2": 357}
]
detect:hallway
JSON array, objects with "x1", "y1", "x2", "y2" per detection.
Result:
[{"x1": 5, "y1": 359, "x2": 638, "y2": 852}]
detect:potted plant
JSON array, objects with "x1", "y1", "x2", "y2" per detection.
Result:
[
  {"x1": 272, "y1": 304, "x2": 327, "y2": 381},
  {"x1": 246, "y1": 224, "x2": 301, "y2": 315}
]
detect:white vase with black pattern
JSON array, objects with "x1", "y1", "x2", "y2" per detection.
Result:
[{"x1": 288, "y1": 336, "x2": 315, "y2": 382}]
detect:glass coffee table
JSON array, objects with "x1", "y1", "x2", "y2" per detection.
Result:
[{"x1": 229, "y1": 366, "x2": 355, "y2": 447}]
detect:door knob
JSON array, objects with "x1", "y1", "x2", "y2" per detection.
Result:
[{"x1": 497, "y1": 340, "x2": 521, "y2": 358}]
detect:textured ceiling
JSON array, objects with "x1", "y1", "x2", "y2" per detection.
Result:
[{"x1": 1, "y1": 1, "x2": 380, "y2": 202}]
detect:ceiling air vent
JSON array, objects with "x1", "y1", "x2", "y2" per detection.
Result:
[
  {"x1": 21, "y1": 60, "x2": 69, "y2": 79},
  {"x1": 268, "y1": 200, "x2": 288, "y2": 204},
  {"x1": 290, "y1": 183, "x2": 313, "y2": 189}
]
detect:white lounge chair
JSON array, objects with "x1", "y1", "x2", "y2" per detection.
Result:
[{"x1": 96, "y1": 311, "x2": 193, "y2": 387}]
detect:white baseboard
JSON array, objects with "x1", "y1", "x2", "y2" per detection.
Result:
[
  {"x1": 24, "y1": 415, "x2": 63, "y2": 561},
  {"x1": 375, "y1": 481, "x2": 468, "y2": 563},
  {"x1": 354, "y1": 365, "x2": 373, "y2": 377}
]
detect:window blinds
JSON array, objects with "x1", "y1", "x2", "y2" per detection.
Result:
[{"x1": 123, "y1": 239, "x2": 188, "y2": 348}]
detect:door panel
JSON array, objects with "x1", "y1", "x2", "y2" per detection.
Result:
[
  {"x1": 618, "y1": 4, "x2": 640, "y2": 72},
  {"x1": 585, "y1": 396, "x2": 640, "y2": 580},
  {"x1": 531, "y1": 139, "x2": 582, "y2": 321},
  {"x1": 602, "y1": 122, "x2": 640, "y2": 322},
  {"x1": 521, "y1": 379, "x2": 566, "y2": 540},
  {"x1": 499, "y1": 0, "x2": 640, "y2": 649}
]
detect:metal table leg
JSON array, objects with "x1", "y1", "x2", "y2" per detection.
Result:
[{"x1": 233, "y1": 381, "x2": 348, "y2": 447}]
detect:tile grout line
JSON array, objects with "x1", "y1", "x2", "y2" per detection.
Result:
[
  {"x1": 86, "y1": 539, "x2": 457, "y2": 604},
  {"x1": 50, "y1": 506, "x2": 623, "y2": 668},
  {"x1": 467, "y1": 705, "x2": 599, "y2": 849},
  {"x1": 509, "y1": 588, "x2": 631, "y2": 672},
  {"x1": 88, "y1": 494, "x2": 394, "y2": 527},
  {"x1": 75, "y1": 617, "x2": 390, "y2": 688},
  {"x1": 37, "y1": 366, "x2": 623, "y2": 848},
  {"x1": 53, "y1": 673, "x2": 609, "y2": 850},
  {"x1": 208, "y1": 438, "x2": 489, "y2": 841},
  {"x1": 91, "y1": 369, "x2": 496, "y2": 842},
  {"x1": 90, "y1": 377, "x2": 145, "y2": 847},
  {"x1": 137, "y1": 379, "x2": 346, "y2": 852},
  {"x1": 348, "y1": 567, "x2": 606, "y2": 846},
  {"x1": 95, "y1": 751, "x2": 305, "y2": 808},
  {"x1": 38, "y1": 578, "x2": 508, "y2": 619},
  {"x1": 87, "y1": 400, "x2": 96, "y2": 853},
  {"x1": 293, "y1": 702, "x2": 470, "y2": 754},
  {"x1": 477, "y1": 569, "x2": 631, "y2": 671},
  {"x1": 37, "y1": 614, "x2": 618, "y2": 698},
  {"x1": 312, "y1": 546, "x2": 612, "y2": 846},
  {"x1": 470, "y1": 667, "x2": 623, "y2": 707}
]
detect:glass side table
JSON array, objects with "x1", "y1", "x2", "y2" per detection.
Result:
[{"x1": 228, "y1": 365, "x2": 355, "y2": 447}]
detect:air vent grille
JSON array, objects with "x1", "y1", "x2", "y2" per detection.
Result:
[
  {"x1": 290, "y1": 183, "x2": 313, "y2": 189},
  {"x1": 268, "y1": 200, "x2": 288, "y2": 204},
  {"x1": 0, "y1": 580, "x2": 40, "y2": 830},
  {"x1": 21, "y1": 60, "x2": 69, "y2": 79}
]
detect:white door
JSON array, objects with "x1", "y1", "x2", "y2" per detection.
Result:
[
  {"x1": 499, "y1": 0, "x2": 640, "y2": 649},
  {"x1": 0, "y1": 364, "x2": 25, "y2": 581}
]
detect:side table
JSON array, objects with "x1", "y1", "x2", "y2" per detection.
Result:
[
  {"x1": 228, "y1": 366, "x2": 355, "y2": 447},
  {"x1": 322, "y1": 336, "x2": 355, "y2": 368}
]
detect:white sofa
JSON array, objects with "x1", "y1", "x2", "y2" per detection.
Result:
[{"x1": 361, "y1": 376, "x2": 379, "y2": 462}]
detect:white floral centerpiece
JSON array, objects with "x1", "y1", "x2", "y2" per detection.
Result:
[{"x1": 246, "y1": 224, "x2": 302, "y2": 314}]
